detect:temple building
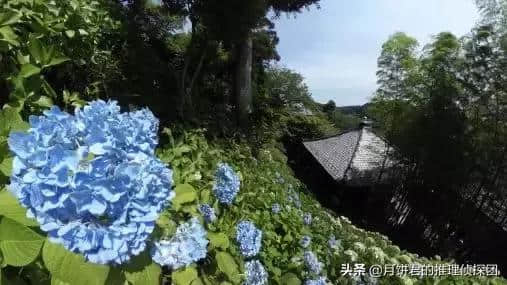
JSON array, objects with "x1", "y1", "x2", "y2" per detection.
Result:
[{"x1": 302, "y1": 120, "x2": 396, "y2": 187}]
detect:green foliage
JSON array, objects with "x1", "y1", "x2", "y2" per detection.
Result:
[
  {"x1": 215, "y1": 252, "x2": 240, "y2": 284},
  {"x1": 0, "y1": 126, "x2": 505, "y2": 284},
  {"x1": 0, "y1": 217, "x2": 44, "y2": 267},
  {"x1": 0, "y1": 190, "x2": 38, "y2": 227},
  {"x1": 124, "y1": 253, "x2": 162, "y2": 285},
  {"x1": 0, "y1": 1, "x2": 505, "y2": 284},
  {"x1": 154, "y1": 129, "x2": 504, "y2": 284},
  {"x1": 0, "y1": 0, "x2": 121, "y2": 113},
  {"x1": 42, "y1": 241, "x2": 110, "y2": 285},
  {"x1": 172, "y1": 266, "x2": 199, "y2": 285},
  {"x1": 172, "y1": 184, "x2": 199, "y2": 211},
  {"x1": 251, "y1": 66, "x2": 337, "y2": 147}
]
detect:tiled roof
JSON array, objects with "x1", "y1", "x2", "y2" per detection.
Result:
[
  {"x1": 303, "y1": 127, "x2": 394, "y2": 186},
  {"x1": 303, "y1": 130, "x2": 361, "y2": 181}
]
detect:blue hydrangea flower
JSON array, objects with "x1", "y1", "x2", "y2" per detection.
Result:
[
  {"x1": 244, "y1": 260, "x2": 268, "y2": 285},
  {"x1": 236, "y1": 220, "x2": 262, "y2": 257},
  {"x1": 198, "y1": 204, "x2": 216, "y2": 223},
  {"x1": 287, "y1": 189, "x2": 301, "y2": 208},
  {"x1": 304, "y1": 277, "x2": 326, "y2": 285},
  {"x1": 328, "y1": 235, "x2": 340, "y2": 249},
  {"x1": 8, "y1": 101, "x2": 174, "y2": 264},
  {"x1": 304, "y1": 251, "x2": 323, "y2": 275},
  {"x1": 303, "y1": 213, "x2": 312, "y2": 225},
  {"x1": 151, "y1": 218, "x2": 208, "y2": 269},
  {"x1": 274, "y1": 172, "x2": 284, "y2": 184},
  {"x1": 212, "y1": 163, "x2": 240, "y2": 205},
  {"x1": 300, "y1": 235, "x2": 312, "y2": 248},
  {"x1": 271, "y1": 203, "x2": 281, "y2": 214}
]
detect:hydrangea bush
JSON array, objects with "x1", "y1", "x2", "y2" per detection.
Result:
[
  {"x1": 213, "y1": 163, "x2": 240, "y2": 205},
  {"x1": 1, "y1": 112, "x2": 505, "y2": 285},
  {"x1": 198, "y1": 204, "x2": 216, "y2": 223},
  {"x1": 236, "y1": 220, "x2": 263, "y2": 257},
  {"x1": 244, "y1": 260, "x2": 268, "y2": 285},
  {"x1": 304, "y1": 251, "x2": 323, "y2": 275},
  {"x1": 300, "y1": 235, "x2": 312, "y2": 248},
  {"x1": 151, "y1": 218, "x2": 208, "y2": 269},
  {"x1": 7, "y1": 101, "x2": 174, "y2": 264}
]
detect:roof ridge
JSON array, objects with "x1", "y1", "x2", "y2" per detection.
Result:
[
  {"x1": 342, "y1": 128, "x2": 364, "y2": 181},
  {"x1": 302, "y1": 127, "x2": 362, "y2": 143}
]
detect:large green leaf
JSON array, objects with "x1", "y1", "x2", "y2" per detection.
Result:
[
  {"x1": 172, "y1": 267, "x2": 198, "y2": 285},
  {"x1": 208, "y1": 232, "x2": 229, "y2": 250},
  {"x1": 0, "y1": 157, "x2": 12, "y2": 177},
  {"x1": 28, "y1": 38, "x2": 45, "y2": 65},
  {"x1": 51, "y1": 278, "x2": 70, "y2": 285},
  {"x1": 190, "y1": 278, "x2": 204, "y2": 285},
  {"x1": 0, "y1": 9, "x2": 22, "y2": 26},
  {"x1": 281, "y1": 273, "x2": 301, "y2": 285},
  {"x1": 42, "y1": 241, "x2": 110, "y2": 285},
  {"x1": 124, "y1": 252, "x2": 161, "y2": 285},
  {"x1": 19, "y1": 64, "x2": 41, "y2": 78},
  {"x1": 0, "y1": 26, "x2": 19, "y2": 46},
  {"x1": 0, "y1": 189, "x2": 38, "y2": 226},
  {"x1": 32, "y1": 95, "x2": 54, "y2": 108},
  {"x1": 215, "y1": 252, "x2": 240, "y2": 284},
  {"x1": 0, "y1": 217, "x2": 44, "y2": 266},
  {"x1": 44, "y1": 56, "x2": 70, "y2": 69},
  {"x1": 64, "y1": 30, "x2": 75, "y2": 38},
  {"x1": 172, "y1": 184, "x2": 197, "y2": 211},
  {"x1": 0, "y1": 107, "x2": 28, "y2": 135}
]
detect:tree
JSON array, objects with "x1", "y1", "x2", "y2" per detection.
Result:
[
  {"x1": 322, "y1": 100, "x2": 336, "y2": 114},
  {"x1": 193, "y1": 0, "x2": 321, "y2": 127},
  {"x1": 376, "y1": 32, "x2": 420, "y2": 102},
  {"x1": 460, "y1": 0, "x2": 507, "y2": 200},
  {"x1": 369, "y1": 32, "x2": 421, "y2": 143}
]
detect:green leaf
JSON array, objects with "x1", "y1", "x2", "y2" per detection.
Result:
[
  {"x1": 172, "y1": 267, "x2": 198, "y2": 285},
  {"x1": 105, "y1": 267, "x2": 126, "y2": 285},
  {"x1": 41, "y1": 78, "x2": 58, "y2": 100},
  {"x1": 281, "y1": 273, "x2": 301, "y2": 285},
  {"x1": 16, "y1": 52, "x2": 30, "y2": 65},
  {"x1": 0, "y1": 189, "x2": 38, "y2": 226},
  {"x1": 208, "y1": 232, "x2": 229, "y2": 250},
  {"x1": 190, "y1": 278, "x2": 204, "y2": 285},
  {"x1": 28, "y1": 38, "x2": 44, "y2": 64},
  {"x1": 19, "y1": 64, "x2": 41, "y2": 78},
  {"x1": 270, "y1": 266, "x2": 282, "y2": 277},
  {"x1": 173, "y1": 145, "x2": 192, "y2": 156},
  {"x1": 200, "y1": 189, "x2": 211, "y2": 204},
  {"x1": 32, "y1": 96, "x2": 54, "y2": 108},
  {"x1": 0, "y1": 157, "x2": 12, "y2": 177},
  {"x1": 0, "y1": 217, "x2": 44, "y2": 266},
  {"x1": 172, "y1": 184, "x2": 197, "y2": 211},
  {"x1": 77, "y1": 29, "x2": 89, "y2": 36},
  {"x1": 65, "y1": 30, "x2": 75, "y2": 38},
  {"x1": 124, "y1": 252, "x2": 161, "y2": 285},
  {"x1": 0, "y1": 26, "x2": 19, "y2": 46},
  {"x1": 44, "y1": 56, "x2": 70, "y2": 68},
  {"x1": 43, "y1": 241, "x2": 110, "y2": 285},
  {"x1": 215, "y1": 252, "x2": 240, "y2": 284},
  {"x1": 0, "y1": 10, "x2": 22, "y2": 26},
  {"x1": 51, "y1": 278, "x2": 70, "y2": 285},
  {"x1": 0, "y1": 107, "x2": 27, "y2": 134}
]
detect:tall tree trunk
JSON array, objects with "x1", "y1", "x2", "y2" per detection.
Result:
[{"x1": 234, "y1": 33, "x2": 253, "y2": 128}]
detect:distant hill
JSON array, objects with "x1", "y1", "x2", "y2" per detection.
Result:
[{"x1": 336, "y1": 103, "x2": 370, "y2": 118}]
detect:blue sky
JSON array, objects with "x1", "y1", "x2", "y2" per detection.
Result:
[{"x1": 273, "y1": 0, "x2": 479, "y2": 106}]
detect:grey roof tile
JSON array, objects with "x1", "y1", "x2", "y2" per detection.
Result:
[
  {"x1": 303, "y1": 127, "x2": 394, "y2": 186},
  {"x1": 303, "y1": 130, "x2": 361, "y2": 181}
]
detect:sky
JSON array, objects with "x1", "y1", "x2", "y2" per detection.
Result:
[{"x1": 273, "y1": 0, "x2": 480, "y2": 106}]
